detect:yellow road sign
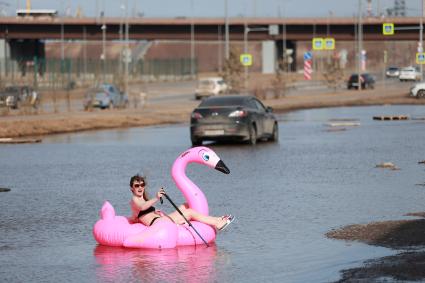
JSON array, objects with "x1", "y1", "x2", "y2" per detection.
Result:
[
  {"x1": 383, "y1": 23, "x2": 394, "y2": 35},
  {"x1": 416, "y1": 52, "x2": 425, "y2": 64},
  {"x1": 240, "y1": 53, "x2": 252, "y2": 66},
  {"x1": 312, "y1": 38, "x2": 324, "y2": 50},
  {"x1": 324, "y1": 38, "x2": 335, "y2": 50}
]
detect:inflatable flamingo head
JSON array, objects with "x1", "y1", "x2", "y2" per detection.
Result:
[{"x1": 180, "y1": 146, "x2": 230, "y2": 174}]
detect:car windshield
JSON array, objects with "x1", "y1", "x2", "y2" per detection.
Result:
[
  {"x1": 199, "y1": 80, "x2": 214, "y2": 87},
  {"x1": 199, "y1": 96, "x2": 247, "y2": 107},
  {"x1": 95, "y1": 92, "x2": 108, "y2": 99},
  {"x1": 388, "y1": 67, "x2": 398, "y2": 71}
]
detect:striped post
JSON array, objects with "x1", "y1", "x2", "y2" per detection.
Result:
[{"x1": 303, "y1": 51, "x2": 313, "y2": 80}]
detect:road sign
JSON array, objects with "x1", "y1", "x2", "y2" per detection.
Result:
[
  {"x1": 324, "y1": 38, "x2": 335, "y2": 50},
  {"x1": 303, "y1": 51, "x2": 312, "y2": 61},
  {"x1": 361, "y1": 50, "x2": 367, "y2": 71},
  {"x1": 240, "y1": 53, "x2": 252, "y2": 66},
  {"x1": 312, "y1": 38, "x2": 324, "y2": 50},
  {"x1": 122, "y1": 48, "x2": 132, "y2": 63},
  {"x1": 383, "y1": 23, "x2": 394, "y2": 35},
  {"x1": 269, "y1": 24, "x2": 279, "y2": 35},
  {"x1": 416, "y1": 52, "x2": 425, "y2": 64}
]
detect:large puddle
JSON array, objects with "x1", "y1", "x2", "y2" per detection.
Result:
[{"x1": 1, "y1": 105, "x2": 425, "y2": 282}]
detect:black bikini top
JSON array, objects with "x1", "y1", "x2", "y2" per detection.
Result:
[{"x1": 138, "y1": 206, "x2": 156, "y2": 218}]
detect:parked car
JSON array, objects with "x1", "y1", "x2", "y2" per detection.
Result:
[
  {"x1": 0, "y1": 85, "x2": 39, "y2": 109},
  {"x1": 84, "y1": 83, "x2": 129, "y2": 110},
  {"x1": 194, "y1": 77, "x2": 228, "y2": 100},
  {"x1": 409, "y1": 81, "x2": 425, "y2": 98},
  {"x1": 190, "y1": 95, "x2": 278, "y2": 146},
  {"x1": 385, "y1": 66, "x2": 400, "y2": 78},
  {"x1": 399, "y1": 66, "x2": 421, "y2": 81},
  {"x1": 347, "y1": 73, "x2": 376, "y2": 89}
]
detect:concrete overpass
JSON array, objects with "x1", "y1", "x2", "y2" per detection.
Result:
[
  {"x1": 0, "y1": 16, "x2": 422, "y2": 75},
  {"x1": 0, "y1": 16, "x2": 423, "y2": 41}
]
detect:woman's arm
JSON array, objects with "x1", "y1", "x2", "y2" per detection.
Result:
[{"x1": 133, "y1": 188, "x2": 165, "y2": 211}]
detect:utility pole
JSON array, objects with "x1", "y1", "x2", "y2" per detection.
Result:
[
  {"x1": 244, "y1": 20, "x2": 248, "y2": 91},
  {"x1": 83, "y1": 26, "x2": 87, "y2": 80},
  {"x1": 357, "y1": 0, "x2": 363, "y2": 91},
  {"x1": 101, "y1": 15, "x2": 106, "y2": 82},
  {"x1": 420, "y1": 0, "x2": 424, "y2": 81},
  {"x1": 124, "y1": 0, "x2": 129, "y2": 102},
  {"x1": 190, "y1": 0, "x2": 195, "y2": 77},
  {"x1": 281, "y1": 7, "x2": 286, "y2": 72},
  {"x1": 224, "y1": 0, "x2": 229, "y2": 60}
]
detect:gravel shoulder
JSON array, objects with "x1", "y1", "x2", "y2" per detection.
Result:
[{"x1": 0, "y1": 82, "x2": 423, "y2": 138}]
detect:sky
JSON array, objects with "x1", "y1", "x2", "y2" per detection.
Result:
[{"x1": 1, "y1": 0, "x2": 423, "y2": 18}]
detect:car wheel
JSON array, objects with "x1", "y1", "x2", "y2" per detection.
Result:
[
  {"x1": 269, "y1": 123, "x2": 279, "y2": 142},
  {"x1": 248, "y1": 124, "x2": 257, "y2": 145},
  {"x1": 417, "y1": 90, "x2": 425, "y2": 98}
]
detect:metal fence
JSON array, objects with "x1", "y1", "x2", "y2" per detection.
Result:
[{"x1": 0, "y1": 57, "x2": 197, "y2": 90}]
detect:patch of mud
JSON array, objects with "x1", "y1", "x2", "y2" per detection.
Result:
[
  {"x1": 326, "y1": 218, "x2": 425, "y2": 249},
  {"x1": 327, "y1": 212, "x2": 425, "y2": 282},
  {"x1": 335, "y1": 251, "x2": 425, "y2": 282}
]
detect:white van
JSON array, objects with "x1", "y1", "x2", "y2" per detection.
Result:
[{"x1": 195, "y1": 77, "x2": 228, "y2": 100}]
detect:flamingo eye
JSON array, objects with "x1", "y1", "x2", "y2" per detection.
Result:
[{"x1": 202, "y1": 153, "x2": 210, "y2": 161}]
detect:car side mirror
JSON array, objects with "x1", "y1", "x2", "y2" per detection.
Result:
[{"x1": 266, "y1": 106, "x2": 273, "y2": 113}]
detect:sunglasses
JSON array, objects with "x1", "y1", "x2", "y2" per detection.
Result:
[{"x1": 133, "y1": 183, "x2": 145, "y2": 188}]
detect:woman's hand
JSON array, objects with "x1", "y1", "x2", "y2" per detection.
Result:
[{"x1": 156, "y1": 187, "x2": 166, "y2": 200}]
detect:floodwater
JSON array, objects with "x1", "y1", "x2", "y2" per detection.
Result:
[{"x1": 1, "y1": 105, "x2": 425, "y2": 282}]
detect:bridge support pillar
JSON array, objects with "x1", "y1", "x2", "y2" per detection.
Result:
[
  {"x1": 0, "y1": 39, "x2": 10, "y2": 79},
  {"x1": 262, "y1": 41, "x2": 276, "y2": 74}
]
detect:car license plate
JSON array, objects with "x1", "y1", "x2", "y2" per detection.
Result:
[
  {"x1": 204, "y1": 130, "x2": 224, "y2": 135},
  {"x1": 352, "y1": 83, "x2": 358, "y2": 86}
]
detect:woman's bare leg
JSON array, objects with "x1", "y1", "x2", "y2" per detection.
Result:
[{"x1": 167, "y1": 208, "x2": 227, "y2": 229}]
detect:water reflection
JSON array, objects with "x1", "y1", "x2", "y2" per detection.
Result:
[{"x1": 94, "y1": 244, "x2": 218, "y2": 282}]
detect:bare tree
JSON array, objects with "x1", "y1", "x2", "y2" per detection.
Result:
[
  {"x1": 323, "y1": 55, "x2": 345, "y2": 92},
  {"x1": 220, "y1": 47, "x2": 243, "y2": 93}
]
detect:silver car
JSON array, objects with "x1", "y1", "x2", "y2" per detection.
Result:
[{"x1": 84, "y1": 84, "x2": 129, "y2": 110}]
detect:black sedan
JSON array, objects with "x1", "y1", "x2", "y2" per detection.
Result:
[
  {"x1": 190, "y1": 95, "x2": 278, "y2": 146},
  {"x1": 347, "y1": 73, "x2": 375, "y2": 89}
]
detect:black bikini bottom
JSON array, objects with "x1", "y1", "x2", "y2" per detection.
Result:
[{"x1": 149, "y1": 217, "x2": 160, "y2": 226}]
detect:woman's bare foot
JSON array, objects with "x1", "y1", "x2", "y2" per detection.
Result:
[{"x1": 216, "y1": 215, "x2": 234, "y2": 231}]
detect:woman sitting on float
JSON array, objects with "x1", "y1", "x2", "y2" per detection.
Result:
[{"x1": 129, "y1": 174, "x2": 233, "y2": 230}]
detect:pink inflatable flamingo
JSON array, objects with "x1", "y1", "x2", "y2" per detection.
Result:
[{"x1": 93, "y1": 146, "x2": 230, "y2": 249}]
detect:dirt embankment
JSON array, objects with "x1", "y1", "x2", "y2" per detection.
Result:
[
  {"x1": 327, "y1": 213, "x2": 425, "y2": 282},
  {"x1": 0, "y1": 83, "x2": 424, "y2": 139}
]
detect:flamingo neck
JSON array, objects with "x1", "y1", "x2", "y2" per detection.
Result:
[{"x1": 171, "y1": 158, "x2": 209, "y2": 215}]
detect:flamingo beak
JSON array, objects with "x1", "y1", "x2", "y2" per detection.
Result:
[{"x1": 215, "y1": 160, "x2": 230, "y2": 174}]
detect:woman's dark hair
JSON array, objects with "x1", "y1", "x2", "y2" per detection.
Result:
[{"x1": 130, "y1": 174, "x2": 148, "y2": 200}]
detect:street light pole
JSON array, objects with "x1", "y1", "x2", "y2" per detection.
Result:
[
  {"x1": 420, "y1": 0, "x2": 424, "y2": 81},
  {"x1": 101, "y1": 16, "x2": 106, "y2": 83},
  {"x1": 224, "y1": 0, "x2": 229, "y2": 60},
  {"x1": 190, "y1": 0, "x2": 195, "y2": 77},
  {"x1": 357, "y1": 0, "x2": 363, "y2": 91},
  {"x1": 244, "y1": 21, "x2": 248, "y2": 91},
  {"x1": 124, "y1": 0, "x2": 129, "y2": 100}
]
